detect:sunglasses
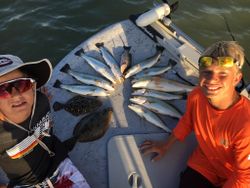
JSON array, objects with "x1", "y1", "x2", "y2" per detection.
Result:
[
  {"x1": 198, "y1": 56, "x2": 240, "y2": 68},
  {"x1": 0, "y1": 78, "x2": 35, "y2": 98}
]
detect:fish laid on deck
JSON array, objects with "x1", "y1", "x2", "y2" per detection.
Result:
[
  {"x1": 132, "y1": 76, "x2": 194, "y2": 93},
  {"x1": 130, "y1": 96, "x2": 182, "y2": 119},
  {"x1": 60, "y1": 64, "x2": 115, "y2": 91},
  {"x1": 53, "y1": 80, "x2": 110, "y2": 97},
  {"x1": 132, "y1": 89, "x2": 187, "y2": 100},
  {"x1": 132, "y1": 58, "x2": 176, "y2": 79},
  {"x1": 73, "y1": 108, "x2": 113, "y2": 142},
  {"x1": 128, "y1": 104, "x2": 171, "y2": 133},
  {"x1": 120, "y1": 46, "x2": 132, "y2": 74},
  {"x1": 75, "y1": 49, "x2": 116, "y2": 84},
  {"x1": 96, "y1": 42, "x2": 124, "y2": 83},
  {"x1": 124, "y1": 46, "x2": 164, "y2": 79},
  {"x1": 53, "y1": 95, "x2": 102, "y2": 116}
]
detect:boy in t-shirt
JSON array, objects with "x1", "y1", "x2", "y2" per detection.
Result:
[{"x1": 140, "y1": 41, "x2": 250, "y2": 188}]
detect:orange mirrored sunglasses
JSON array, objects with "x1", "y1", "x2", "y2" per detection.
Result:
[{"x1": 198, "y1": 56, "x2": 240, "y2": 68}]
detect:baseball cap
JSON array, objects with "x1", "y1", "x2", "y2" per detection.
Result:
[{"x1": 0, "y1": 55, "x2": 52, "y2": 88}]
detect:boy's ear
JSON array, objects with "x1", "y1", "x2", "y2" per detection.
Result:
[
  {"x1": 0, "y1": 112, "x2": 5, "y2": 121},
  {"x1": 234, "y1": 72, "x2": 243, "y2": 86}
]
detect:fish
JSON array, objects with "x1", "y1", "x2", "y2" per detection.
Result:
[
  {"x1": 53, "y1": 80, "x2": 110, "y2": 97},
  {"x1": 73, "y1": 108, "x2": 113, "y2": 142},
  {"x1": 53, "y1": 95, "x2": 102, "y2": 116},
  {"x1": 96, "y1": 43, "x2": 124, "y2": 83},
  {"x1": 130, "y1": 96, "x2": 182, "y2": 119},
  {"x1": 120, "y1": 46, "x2": 132, "y2": 74},
  {"x1": 75, "y1": 48, "x2": 116, "y2": 84},
  {"x1": 132, "y1": 89, "x2": 187, "y2": 100},
  {"x1": 60, "y1": 64, "x2": 115, "y2": 91},
  {"x1": 128, "y1": 104, "x2": 171, "y2": 133},
  {"x1": 124, "y1": 46, "x2": 164, "y2": 79},
  {"x1": 132, "y1": 76, "x2": 194, "y2": 93},
  {"x1": 133, "y1": 59, "x2": 176, "y2": 79}
]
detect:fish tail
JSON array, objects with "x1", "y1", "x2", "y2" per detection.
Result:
[
  {"x1": 95, "y1": 42, "x2": 104, "y2": 48},
  {"x1": 106, "y1": 107, "x2": 113, "y2": 112},
  {"x1": 182, "y1": 92, "x2": 188, "y2": 100},
  {"x1": 75, "y1": 48, "x2": 85, "y2": 56},
  {"x1": 52, "y1": 102, "x2": 64, "y2": 111},
  {"x1": 124, "y1": 46, "x2": 131, "y2": 51},
  {"x1": 156, "y1": 46, "x2": 165, "y2": 52},
  {"x1": 53, "y1": 80, "x2": 62, "y2": 88},
  {"x1": 60, "y1": 64, "x2": 71, "y2": 73},
  {"x1": 104, "y1": 107, "x2": 113, "y2": 113},
  {"x1": 168, "y1": 58, "x2": 177, "y2": 67}
]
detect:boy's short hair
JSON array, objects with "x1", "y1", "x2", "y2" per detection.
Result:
[{"x1": 201, "y1": 41, "x2": 245, "y2": 69}]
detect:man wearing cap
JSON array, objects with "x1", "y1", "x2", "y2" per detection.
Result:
[
  {"x1": 0, "y1": 55, "x2": 90, "y2": 187},
  {"x1": 140, "y1": 41, "x2": 250, "y2": 188}
]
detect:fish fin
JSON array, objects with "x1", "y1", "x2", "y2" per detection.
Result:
[
  {"x1": 63, "y1": 136, "x2": 78, "y2": 152},
  {"x1": 60, "y1": 64, "x2": 71, "y2": 73},
  {"x1": 168, "y1": 58, "x2": 177, "y2": 67},
  {"x1": 52, "y1": 102, "x2": 64, "y2": 111},
  {"x1": 95, "y1": 42, "x2": 104, "y2": 48},
  {"x1": 75, "y1": 48, "x2": 85, "y2": 56},
  {"x1": 53, "y1": 80, "x2": 62, "y2": 88},
  {"x1": 156, "y1": 46, "x2": 165, "y2": 52}
]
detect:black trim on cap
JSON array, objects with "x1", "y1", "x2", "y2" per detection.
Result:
[{"x1": 19, "y1": 61, "x2": 51, "y2": 88}]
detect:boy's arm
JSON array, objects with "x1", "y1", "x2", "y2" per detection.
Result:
[
  {"x1": 139, "y1": 91, "x2": 195, "y2": 162},
  {"x1": 140, "y1": 133, "x2": 178, "y2": 162}
]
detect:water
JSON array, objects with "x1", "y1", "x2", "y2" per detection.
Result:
[{"x1": 0, "y1": 0, "x2": 249, "y2": 81}]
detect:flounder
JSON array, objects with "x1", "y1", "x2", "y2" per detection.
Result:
[
  {"x1": 53, "y1": 95, "x2": 102, "y2": 116},
  {"x1": 73, "y1": 107, "x2": 113, "y2": 142}
]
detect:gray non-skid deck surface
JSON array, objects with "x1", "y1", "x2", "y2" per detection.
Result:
[
  {"x1": 108, "y1": 133, "x2": 196, "y2": 188},
  {"x1": 47, "y1": 20, "x2": 197, "y2": 188}
]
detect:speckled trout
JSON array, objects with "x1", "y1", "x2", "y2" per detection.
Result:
[
  {"x1": 60, "y1": 64, "x2": 114, "y2": 91},
  {"x1": 132, "y1": 89, "x2": 186, "y2": 100},
  {"x1": 124, "y1": 46, "x2": 164, "y2": 79},
  {"x1": 96, "y1": 43, "x2": 124, "y2": 83},
  {"x1": 132, "y1": 76, "x2": 194, "y2": 93},
  {"x1": 75, "y1": 49, "x2": 116, "y2": 84},
  {"x1": 128, "y1": 104, "x2": 171, "y2": 133},
  {"x1": 53, "y1": 80, "x2": 110, "y2": 97},
  {"x1": 133, "y1": 59, "x2": 176, "y2": 79},
  {"x1": 130, "y1": 96, "x2": 182, "y2": 119}
]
